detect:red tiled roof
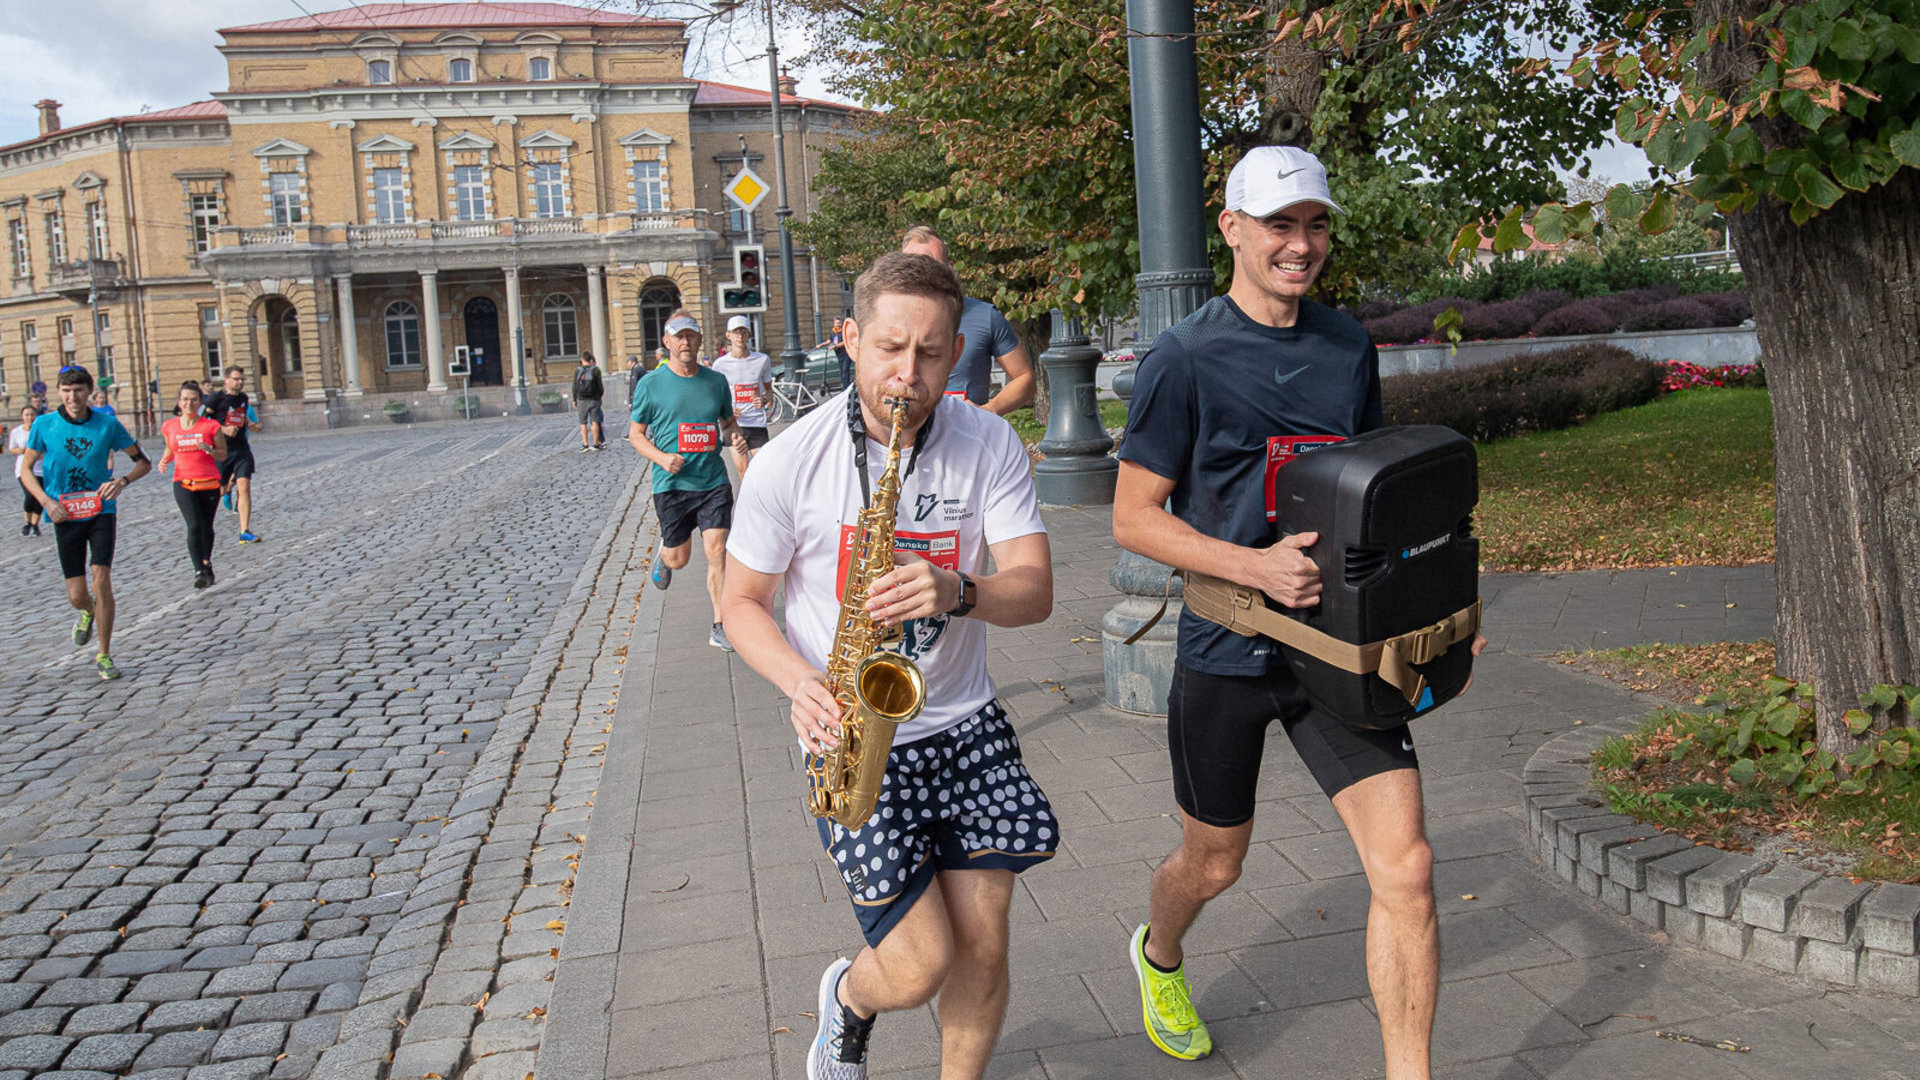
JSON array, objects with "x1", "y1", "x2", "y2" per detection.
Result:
[
  {"x1": 123, "y1": 101, "x2": 229, "y2": 123},
  {"x1": 694, "y1": 80, "x2": 850, "y2": 111},
  {"x1": 221, "y1": 2, "x2": 678, "y2": 34}
]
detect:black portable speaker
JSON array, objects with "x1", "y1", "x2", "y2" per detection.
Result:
[{"x1": 1272, "y1": 425, "x2": 1480, "y2": 730}]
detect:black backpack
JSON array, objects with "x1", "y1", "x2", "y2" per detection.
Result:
[{"x1": 573, "y1": 365, "x2": 602, "y2": 400}]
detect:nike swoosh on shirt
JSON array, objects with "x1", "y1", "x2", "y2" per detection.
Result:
[{"x1": 1274, "y1": 365, "x2": 1309, "y2": 386}]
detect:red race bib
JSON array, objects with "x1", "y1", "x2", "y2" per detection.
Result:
[
  {"x1": 944, "y1": 390, "x2": 968, "y2": 398},
  {"x1": 174, "y1": 432, "x2": 206, "y2": 453},
  {"x1": 731, "y1": 384, "x2": 758, "y2": 409},
  {"x1": 1264, "y1": 435, "x2": 1344, "y2": 522},
  {"x1": 836, "y1": 526, "x2": 961, "y2": 597},
  {"x1": 677, "y1": 422, "x2": 719, "y2": 453},
  {"x1": 225, "y1": 408, "x2": 246, "y2": 427},
  {"x1": 59, "y1": 493, "x2": 102, "y2": 520}
]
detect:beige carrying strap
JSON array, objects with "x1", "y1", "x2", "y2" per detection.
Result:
[{"x1": 1124, "y1": 569, "x2": 1481, "y2": 706}]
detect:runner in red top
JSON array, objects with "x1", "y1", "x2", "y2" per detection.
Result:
[{"x1": 159, "y1": 382, "x2": 229, "y2": 589}]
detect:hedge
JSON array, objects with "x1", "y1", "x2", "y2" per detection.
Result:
[{"x1": 1381, "y1": 344, "x2": 1666, "y2": 442}]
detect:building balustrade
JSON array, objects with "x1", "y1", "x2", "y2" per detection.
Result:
[
  {"x1": 212, "y1": 209, "x2": 712, "y2": 255},
  {"x1": 47, "y1": 257, "x2": 129, "y2": 301}
]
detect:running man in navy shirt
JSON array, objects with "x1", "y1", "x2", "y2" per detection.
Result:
[
  {"x1": 1113, "y1": 147, "x2": 1484, "y2": 1073},
  {"x1": 21, "y1": 365, "x2": 152, "y2": 680}
]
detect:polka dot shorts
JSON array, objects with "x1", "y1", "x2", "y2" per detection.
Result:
[{"x1": 817, "y1": 699, "x2": 1058, "y2": 946}]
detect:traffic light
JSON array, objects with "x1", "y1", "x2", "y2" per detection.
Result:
[{"x1": 719, "y1": 244, "x2": 767, "y2": 314}]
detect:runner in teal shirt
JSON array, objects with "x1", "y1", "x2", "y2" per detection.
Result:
[{"x1": 627, "y1": 311, "x2": 749, "y2": 652}]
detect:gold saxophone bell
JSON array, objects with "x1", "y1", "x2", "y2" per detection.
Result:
[{"x1": 807, "y1": 397, "x2": 928, "y2": 827}]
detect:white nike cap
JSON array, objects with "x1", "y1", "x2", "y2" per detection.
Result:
[
  {"x1": 663, "y1": 314, "x2": 701, "y2": 337},
  {"x1": 726, "y1": 314, "x2": 751, "y2": 333},
  {"x1": 1225, "y1": 146, "x2": 1344, "y2": 218}
]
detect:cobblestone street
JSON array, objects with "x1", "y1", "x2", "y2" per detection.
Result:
[{"x1": 0, "y1": 415, "x2": 653, "y2": 1080}]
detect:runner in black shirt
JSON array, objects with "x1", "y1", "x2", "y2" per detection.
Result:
[
  {"x1": 1113, "y1": 146, "x2": 1484, "y2": 1072},
  {"x1": 203, "y1": 365, "x2": 262, "y2": 544}
]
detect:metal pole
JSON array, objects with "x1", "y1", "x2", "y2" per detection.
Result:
[
  {"x1": 765, "y1": 0, "x2": 807, "y2": 379},
  {"x1": 1102, "y1": 0, "x2": 1213, "y2": 715}
]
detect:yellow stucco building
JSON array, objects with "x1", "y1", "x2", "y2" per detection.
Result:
[{"x1": 0, "y1": 1, "x2": 860, "y2": 429}]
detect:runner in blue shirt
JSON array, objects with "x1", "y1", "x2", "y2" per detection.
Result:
[{"x1": 22, "y1": 366, "x2": 151, "y2": 680}]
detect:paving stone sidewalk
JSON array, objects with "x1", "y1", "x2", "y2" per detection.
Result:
[{"x1": 549, "y1": 511, "x2": 1915, "y2": 1079}]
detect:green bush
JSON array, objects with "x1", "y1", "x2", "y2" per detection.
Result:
[
  {"x1": 1381, "y1": 344, "x2": 1665, "y2": 442},
  {"x1": 1407, "y1": 249, "x2": 1744, "y2": 305}
]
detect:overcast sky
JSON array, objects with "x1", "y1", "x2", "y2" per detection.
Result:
[{"x1": 0, "y1": 0, "x2": 1649, "y2": 181}]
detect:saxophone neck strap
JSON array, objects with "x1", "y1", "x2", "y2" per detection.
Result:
[
  {"x1": 1123, "y1": 568, "x2": 1481, "y2": 706},
  {"x1": 847, "y1": 389, "x2": 932, "y2": 507}
]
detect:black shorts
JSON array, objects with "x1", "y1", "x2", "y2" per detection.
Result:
[
  {"x1": 738, "y1": 426, "x2": 769, "y2": 450},
  {"x1": 54, "y1": 514, "x2": 118, "y2": 580},
  {"x1": 577, "y1": 400, "x2": 604, "y2": 426},
  {"x1": 1168, "y1": 662, "x2": 1419, "y2": 826},
  {"x1": 219, "y1": 448, "x2": 255, "y2": 483},
  {"x1": 653, "y1": 484, "x2": 733, "y2": 548},
  {"x1": 817, "y1": 700, "x2": 1057, "y2": 947}
]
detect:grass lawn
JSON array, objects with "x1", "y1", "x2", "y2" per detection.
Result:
[
  {"x1": 1477, "y1": 387, "x2": 1775, "y2": 571},
  {"x1": 1004, "y1": 400, "x2": 1129, "y2": 445}
]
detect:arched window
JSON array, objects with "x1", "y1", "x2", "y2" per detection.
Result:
[
  {"x1": 449, "y1": 58, "x2": 473, "y2": 82},
  {"x1": 542, "y1": 294, "x2": 578, "y2": 359},
  {"x1": 528, "y1": 57, "x2": 552, "y2": 81},
  {"x1": 385, "y1": 301, "x2": 421, "y2": 368},
  {"x1": 368, "y1": 60, "x2": 392, "y2": 85},
  {"x1": 638, "y1": 284, "x2": 680, "y2": 355}
]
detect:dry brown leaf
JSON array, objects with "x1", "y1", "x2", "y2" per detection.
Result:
[{"x1": 472, "y1": 992, "x2": 491, "y2": 1010}]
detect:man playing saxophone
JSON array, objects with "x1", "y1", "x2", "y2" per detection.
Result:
[{"x1": 722, "y1": 252, "x2": 1056, "y2": 1080}]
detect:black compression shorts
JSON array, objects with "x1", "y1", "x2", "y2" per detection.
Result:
[
  {"x1": 653, "y1": 484, "x2": 733, "y2": 548},
  {"x1": 1168, "y1": 662, "x2": 1419, "y2": 826},
  {"x1": 218, "y1": 447, "x2": 255, "y2": 483},
  {"x1": 737, "y1": 426, "x2": 769, "y2": 450}
]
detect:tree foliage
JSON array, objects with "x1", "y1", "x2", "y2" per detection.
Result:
[{"x1": 791, "y1": 0, "x2": 1636, "y2": 320}]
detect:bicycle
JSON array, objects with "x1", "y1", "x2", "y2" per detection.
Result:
[{"x1": 766, "y1": 377, "x2": 823, "y2": 423}]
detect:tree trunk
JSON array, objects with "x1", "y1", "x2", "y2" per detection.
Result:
[
  {"x1": 1729, "y1": 165, "x2": 1920, "y2": 752},
  {"x1": 1015, "y1": 313, "x2": 1051, "y2": 421},
  {"x1": 1261, "y1": 0, "x2": 1328, "y2": 146}
]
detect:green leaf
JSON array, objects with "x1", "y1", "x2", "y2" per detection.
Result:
[
  {"x1": 1604, "y1": 184, "x2": 1640, "y2": 225},
  {"x1": 1492, "y1": 206, "x2": 1527, "y2": 253},
  {"x1": 1446, "y1": 222, "x2": 1483, "y2": 265},
  {"x1": 1795, "y1": 164, "x2": 1845, "y2": 209},
  {"x1": 1887, "y1": 24, "x2": 1920, "y2": 63},
  {"x1": 1884, "y1": 739, "x2": 1912, "y2": 767},
  {"x1": 1761, "y1": 676, "x2": 1796, "y2": 698},
  {"x1": 1733, "y1": 713, "x2": 1756, "y2": 754},
  {"x1": 1864, "y1": 685, "x2": 1900, "y2": 710},
  {"x1": 1844, "y1": 741, "x2": 1880, "y2": 770},
  {"x1": 1672, "y1": 122, "x2": 1713, "y2": 169},
  {"x1": 1616, "y1": 52, "x2": 1641, "y2": 90},
  {"x1": 1531, "y1": 203, "x2": 1569, "y2": 245},
  {"x1": 1844, "y1": 708, "x2": 1875, "y2": 735},
  {"x1": 1641, "y1": 189, "x2": 1676, "y2": 235},
  {"x1": 1827, "y1": 19, "x2": 1871, "y2": 61},
  {"x1": 1728, "y1": 758, "x2": 1758, "y2": 785},
  {"x1": 1836, "y1": 777, "x2": 1868, "y2": 795},
  {"x1": 1764, "y1": 705, "x2": 1799, "y2": 737},
  {"x1": 1781, "y1": 90, "x2": 1830, "y2": 131}
]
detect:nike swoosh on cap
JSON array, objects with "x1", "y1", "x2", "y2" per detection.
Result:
[
  {"x1": 1276, "y1": 167, "x2": 1305, "y2": 179},
  {"x1": 1274, "y1": 366, "x2": 1309, "y2": 386}
]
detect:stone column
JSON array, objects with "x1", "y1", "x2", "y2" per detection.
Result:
[
  {"x1": 505, "y1": 267, "x2": 528, "y2": 412},
  {"x1": 336, "y1": 274, "x2": 363, "y2": 396},
  {"x1": 587, "y1": 265, "x2": 610, "y2": 367},
  {"x1": 421, "y1": 269, "x2": 447, "y2": 391}
]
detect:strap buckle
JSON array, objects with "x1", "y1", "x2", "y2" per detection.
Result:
[{"x1": 1403, "y1": 620, "x2": 1449, "y2": 666}]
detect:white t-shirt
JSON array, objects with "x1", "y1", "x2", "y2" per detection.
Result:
[
  {"x1": 728, "y1": 391, "x2": 1047, "y2": 744},
  {"x1": 8, "y1": 425, "x2": 38, "y2": 479},
  {"x1": 710, "y1": 351, "x2": 774, "y2": 428}
]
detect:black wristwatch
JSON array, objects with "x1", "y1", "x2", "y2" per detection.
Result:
[{"x1": 948, "y1": 571, "x2": 977, "y2": 618}]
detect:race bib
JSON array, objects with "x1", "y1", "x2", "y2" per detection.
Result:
[
  {"x1": 1264, "y1": 435, "x2": 1344, "y2": 522},
  {"x1": 59, "y1": 493, "x2": 102, "y2": 520},
  {"x1": 836, "y1": 525, "x2": 961, "y2": 597},
  {"x1": 731, "y1": 383, "x2": 759, "y2": 409},
  {"x1": 677, "y1": 422, "x2": 719, "y2": 453},
  {"x1": 175, "y1": 432, "x2": 207, "y2": 452},
  {"x1": 225, "y1": 408, "x2": 247, "y2": 427},
  {"x1": 944, "y1": 390, "x2": 968, "y2": 399}
]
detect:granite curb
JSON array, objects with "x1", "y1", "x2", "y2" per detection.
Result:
[
  {"x1": 532, "y1": 492, "x2": 667, "y2": 1080},
  {"x1": 1522, "y1": 715, "x2": 1920, "y2": 997},
  {"x1": 308, "y1": 462, "x2": 653, "y2": 1080}
]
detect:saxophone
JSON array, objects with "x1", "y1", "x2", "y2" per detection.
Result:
[{"x1": 808, "y1": 397, "x2": 928, "y2": 827}]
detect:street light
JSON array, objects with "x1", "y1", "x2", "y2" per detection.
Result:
[{"x1": 716, "y1": 0, "x2": 808, "y2": 379}]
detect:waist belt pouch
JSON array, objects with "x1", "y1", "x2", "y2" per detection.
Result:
[
  {"x1": 181, "y1": 477, "x2": 222, "y2": 492},
  {"x1": 1267, "y1": 425, "x2": 1482, "y2": 730}
]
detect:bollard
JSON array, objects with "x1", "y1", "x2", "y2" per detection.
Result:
[{"x1": 1032, "y1": 312, "x2": 1116, "y2": 506}]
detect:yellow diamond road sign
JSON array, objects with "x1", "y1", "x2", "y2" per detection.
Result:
[{"x1": 725, "y1": 168, "x2": 768, "y2": 212}]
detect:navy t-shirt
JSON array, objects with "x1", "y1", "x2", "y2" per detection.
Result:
[
  {"x1": 944, "y1": 297, "x2": 1022, "y2": 404},
  {"x1": 1118, "y1": 295, "x2": 1383, "y2": 676}
]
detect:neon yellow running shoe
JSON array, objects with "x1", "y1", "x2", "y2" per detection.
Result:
[{"x1": 1129, "y1": 923, "x2": 1212, "y2": 1060}]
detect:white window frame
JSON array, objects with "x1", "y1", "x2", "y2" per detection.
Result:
[
  {"x1": 279, "y1": 312, "x2": 303, "y2": 374},
  {"x1": 372, "y1": 168, "x2": 408, "y2": 224},
  {"x1": 531, "y1": 163, "x2": 566, "y2": 218},
  {"x1": 7, "y1": 219, "x2": 27, "y2": 278},
  {"x1": 269, "y1": 173, "x2": 304, "y2": 226},
  {"x1": 631, "y1": 160, "x2": 664, "y2": 213},
  {"x1": 86, "y1": 201, "x2": 108, "y2": 259},
  {"x1": 452, "y1": 165, "x2": 487, "y2": 222},
  {"x1": 542, "y1": 294, "x2": 578, "y2": 359},
  {"x1": 204, "y1": 336, "x2": 224, "y2": 382},
  {"x1": 368, "y1": 59, "x2": 392, "y2": 85},
  {"x1": 190, "y1": 194, "x2": 221, "y2": 254},
  {"x1": 384, "y1": 301, "x2": 422, "y2": 369},
  {"x1": 46, "y1": 210, "x2": 67, "y2": 264},
  {"x1": 449, "y1": 58, "x2": 473, "y2": 82},
  {"x1": 528, "y1": 56, "x2": 552, "y2": 81}
]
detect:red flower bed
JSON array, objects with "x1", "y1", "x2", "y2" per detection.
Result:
[{"x1": 1659, "y1": 359, "x2": 1766, "y2": 391}]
